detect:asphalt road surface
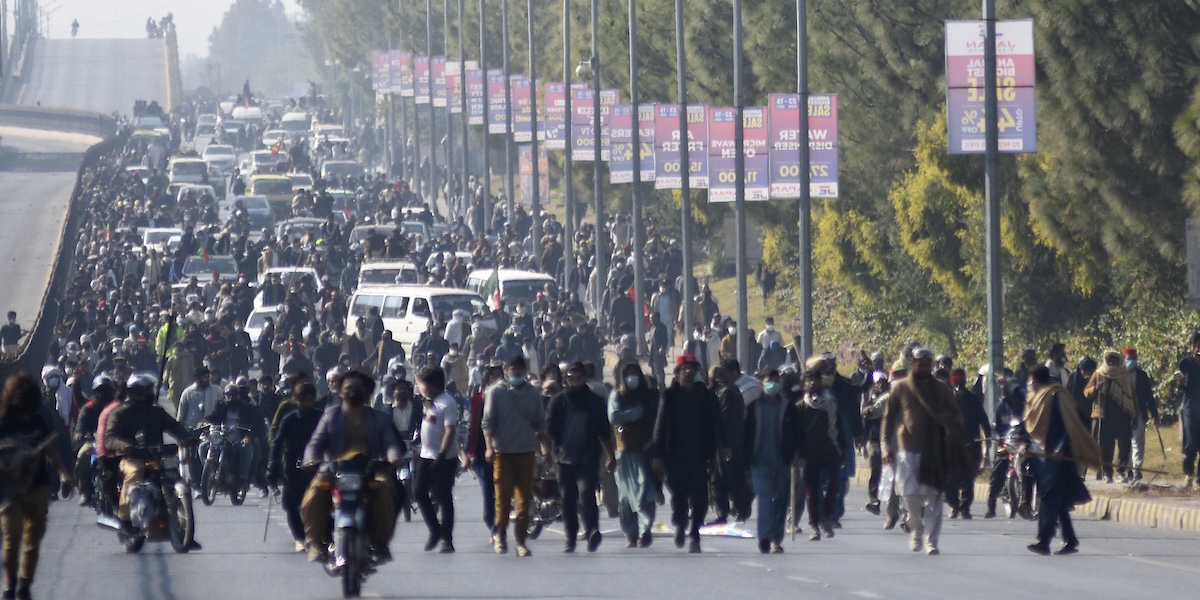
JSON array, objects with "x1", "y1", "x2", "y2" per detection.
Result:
[
  {"x1": 18, "y1": 38, "x2": 168, "y2": 114},
  {"x1": 34, "y1": 473, "x2": 1200, "y2": 600},
  {"x1": 0, "y1": 127, "x2": 99, "y2": 331}
]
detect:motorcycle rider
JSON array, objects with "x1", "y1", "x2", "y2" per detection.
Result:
[
  {"x1": 103, "y1": 373, "x2": 198, "y2": 548},
  {"x1": 72, "y1": 374, "x2": 117, "y2": 506},
  {"x1": 268, "y1": 382, "x2": 322, "y2": 553},
  {"x1": 299, "y1": 370, "x2": 401, "y2": 565},
  {"x1": 985, "y1": 368, "x2": 1028, "y2": 518},
  {"x1": 202, "y1": 384, "x2": 266, "y2": 489}
]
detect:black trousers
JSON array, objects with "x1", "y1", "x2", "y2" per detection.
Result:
[
  {"x1": 415, "y1": 457, "x2": 458, "y2": 543},
  {"x1": 667, "y1": 466, "x2": 709, "y2": 537},
  {"x1": 557, "y1": 462, "x2": 600, "y2": 538},
  {"x1": 1096, "y1": 416, "x2": 1132, "y2": 478},
  {"x1": 283, "y1": 469, "x2": 315, "y2": 542},
  {"x1": 1037, "y1": 465, "x2": 1078, "y2": 546},
  {"x1": 711, "y1": 449, "x2": 752, "y2": 520}
]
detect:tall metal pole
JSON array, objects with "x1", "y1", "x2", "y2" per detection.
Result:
[
  {"x1": 501, "y1": 0, "x2": 516, "y2": 223},
  {"x1": 591, "y1": 0, "x2": 605, "y2": 325},
  {"x1": 444, "y1": 0, "x2": 454, "y2": 218},
  {"x1": 983, "y1": 0, "x2": 1002, "y2": 417},
  {"x1": 733, "y1": 0, "x2": 748, "y2": 368},
  {"x1": 797, "y1": 0, "x2": 812, "y2": 359},
  {"x1": 459, "y1": 0, "x2": 469, "y2": 223},
  {"x1": 563, "y1": 0, "x2": 575, "y2": 288},
  {"x1": 628, "y1": 0, "x2": 646, "y2": 355},
  {"x1": 674, "y1": 0, "x2": 693, "y2": 344},
  {"x1": 480, "y1": 0, "x2": 491, "y2": 231},
  {"x1": 528, "y1": 0, "x2": 542, "y2": 266},
  {"x1": 427, "y1": 0, "x2": 439, "y2": 212}
]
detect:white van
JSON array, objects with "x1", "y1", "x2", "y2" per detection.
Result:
[
  {"x1": 358, "y1": 260, "x2": 420, "y2": 289},
  {"x1": 466, "y1": 269, "x2": 555, "y2": 311},
  {"x1": 347, "y1": 286, "x2": 485, "y2": 354},
  {"x1": 167, "y1": 158, "x2": 210, "y2": 185}
]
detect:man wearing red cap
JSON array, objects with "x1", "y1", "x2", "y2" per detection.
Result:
[
  {"x1": 1124, "y1": 348, "x2": 1158, "y2": 481},
  {"x1": 653, "y1": 354, "x2": 723, "y2": 553}
]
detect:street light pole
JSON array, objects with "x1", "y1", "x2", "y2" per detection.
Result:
[
  {"x1": 590, "y1": 0, "x2": 605, "y2": 325},
  {"x1": 501, "y1": 0, "x2": 516, "y2": 222},
  {"x1": 459, "y1": 0, "x2": 469, "y2": 221},
  {"x1": 528, "y1": 0, "x2": 542, "y2": 266},
  {"x1": 480, "y1": 0, "x2": 491, "y2": 231},
  {"x1": 628, "y1": 0, "x2": 646, "y2": 355},
  {"x1": 675, "y1": 0, "x2": 693, "y2": 343},
  {"x1": 563, "y1": 0, "x2": 575, "y2": 288},
  {"x1": 444, "y1": 0, "x2": 454, "y2": 217},
  {"x1": 797, "y1": 0, "x2": 812, "y2": 359},
  {"x1": 427, "y1": 0, "x2": 438, "y2": 213},
  {"x1": 733, "y1": 0, "x2": 748, "y2": 368},
  {"x1": 983, "y1": 0, "x2": 1003, "y2": 416}
]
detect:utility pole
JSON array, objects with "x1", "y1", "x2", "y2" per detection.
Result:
[
  {"x1": 501, "y1": 0, "x2": 516, "y2": 222},
  {"x1": 480, "y1": 0, "x2": 491, "y2": 230},
  {"x1": 590, "y1": 0, "x2": 605, "y2": 324},
  {"x1": 427, "y1": 0, "x2": 438, "y2": 212},
  {"x1": 459, "y1": 0, "x2": 469, "y2": 222},
  {"x1": 628, "y1": 0, "x2": 646, "y2": 355},
  {"x1": 733, "y1": 0, "x2": 748, "y2": 368},
  {"x1": 675, "y1": 0, "x2": 693, "y2": 343},
  {"x1": 563, "y1": 0, "x2": 575, "y2": 293},
  {"x1": 528, "y1": 0, "x2": 542, "y2": 265},
  {"x1": 797, "y1": 0, "x2": 812, "y2": 359},
  {"x1": 983, "y1": 0, "x2": 1003, "y2": 415}
]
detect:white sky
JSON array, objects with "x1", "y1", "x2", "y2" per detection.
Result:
[{"x1": 38, "y1": 0, "x2": 303, "y2": 58}]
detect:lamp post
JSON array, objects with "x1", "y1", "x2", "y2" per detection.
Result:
[
  {"x1": 796, "y1": 0, "x2": 812, "y2": 360},
  {"x1": 501, "y1": 0, "x2": 516, "y2": 222},
  {"x1": 674, "y1": 0, "x2": 693, "y2": 343},
  {"x1": 628, "y1": 0, "x2": 646, "y2": 355},
  {"x1": 458, "y1": 0, "x2": 469, "y2": 221},
  {"x1": 587, "y1": 0, "x2": 605, "y2": 325},
  {"x1": 427, "y1": 0, "x2": 438, "y2": 213},
  {"x1": 733, "y1": 0, "x2": 748, "y2": 367},
  {"x1": 528, "y1": 0, "x2": 542, "y2": 265},
  {"x1": 480, "y1": 0, "x2": 491, "y2": 230},
  {"x1": 562, "y1": 0, "x2": 575, "y2": 286}
]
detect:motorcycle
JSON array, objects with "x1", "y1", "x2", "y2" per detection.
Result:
[
  {"x1": 98, "y1": 444, "x2": 195, "y2": 554},
  {"x1": 996, "y1": 420, "x2": 1038, "y2": 520},
  {"x1": 199, "y1": 423, "x2": 253, "y2": 506},
  {"x1": 528, "y1": 456, "x2": 561, "y2": 540},
  {"x1": 319, "y1": 455, "x2": 384, "y2": 598}
]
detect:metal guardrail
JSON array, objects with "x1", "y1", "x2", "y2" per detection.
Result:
[{"x1": 0, "y1": 105, "x2": 117, "y2": 138}]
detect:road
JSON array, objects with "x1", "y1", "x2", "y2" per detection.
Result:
[
  {"x1": 34, "y1": 474, "x2": 1200, "y2": 599},
  {"x1": 18, "y1": 38, "x2": 168, "y2": 114},
  {"x1": 0, "y1": 127, "x2": 99, "y2": 329}
]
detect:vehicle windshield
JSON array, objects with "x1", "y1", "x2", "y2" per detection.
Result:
[
  {"x1": 251, "y1": 179, "x2": 292, "y2": 195},
  {"x1": 171, "y1": 162, "x2": 207, "y2": 176},
  {"x1": 204, "y1": 146, "x2": 235, "y2": 158},
  {"x1": 251, "y1": 152, "x2": 275, "y2": 164},
  {"x1": 432, "y1": 295, "x2": 485, "y2": 316},
  {"x1": 233, "y1": 196, "x2": 270, "y2": 210},
  {"x1": 182, "y1": 256, "x2": 237, "y2": 277},
  {"x1": 143, "y1": 230, "x2": 179, "y2": 246},
  {"x1": 323, "y1": 163, "x2": 362, "y2": 179},
  {"x1": 361, "y1": 267, "x2": 418, "y2": 285},
  {"x1": 502, "y1": 280, "x2": 551, "y2": 305}
]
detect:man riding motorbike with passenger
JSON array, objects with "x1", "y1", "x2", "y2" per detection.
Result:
[
  {"x1": 202, "y1": 383, "x2": 267, "y2": 489},
  {"x1": 72, "y1": 374, "x2": 117, "y2": 506},
  {"x1": 299, "y1": 370, "x2": 401, "y2": 565}
]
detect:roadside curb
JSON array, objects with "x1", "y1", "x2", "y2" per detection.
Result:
[{"x1": 852, "y1": 467, "x2": 1200, "y2": 534}]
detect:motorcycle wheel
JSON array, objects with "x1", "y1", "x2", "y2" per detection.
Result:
[
  {"x1": 340, "y1": 530, "x2": 363, "y2": 598},
  {"x1": 201, "y1": 462, "x2": 218, "y2": 506},
  {"x1": 231, "y1": 482, "x2": 247, "y2": 506},
  {"x1": 168, "y1": 494, "x2": 195, "y2": 553},
  {"x1": 119, "y1": 530, "x2": 146, "y2": 554},
  {"x1": 529, "y1": 523, "x2": 543, "y2": 540}
]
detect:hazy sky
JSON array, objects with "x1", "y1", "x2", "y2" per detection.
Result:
[{"x1": 40, "y1": 0, "x2": 303, "y2": 58}]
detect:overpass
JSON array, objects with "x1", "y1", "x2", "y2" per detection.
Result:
[{"x1": 0, "y1": 36, "x2": 169, "y2": 372}]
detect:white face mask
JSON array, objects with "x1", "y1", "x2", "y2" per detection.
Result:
[
  {"x1": 765, "y1": 324, "x2": 774, "y2": 332},
  {"x1": 727, "y1": 327, "x2": 736, "y2": 335}
]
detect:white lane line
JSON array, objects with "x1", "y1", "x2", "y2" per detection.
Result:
[
  {"x1": 740, "y1": 560, "x2": 765, "y2": 568},
  {"x1": 1123, "y1": 555, "x2": 1200, "y2": 575},
  {"x1": 851, "y1": 592, "x2": 884, "y2": 599},
  {"x1": 787, "y1": 575, "x2": 818, "y2": 584}
]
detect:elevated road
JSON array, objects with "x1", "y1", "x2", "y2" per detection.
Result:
[{"x1": 17, "y1": 38, "x2": 168, "y2": 114}]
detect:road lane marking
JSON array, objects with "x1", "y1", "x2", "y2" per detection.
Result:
[
  {"x1": 740, "y1": 560, "x2": 765, "y2": 568},
  {"x1": 1123, "y1": 555, "x2": 1200, "y2": 575},
  {"x1": 851, "y1": 592, "x2": 884, "y2": 599},
  {"x1": 787, "y1": 575, "x2": 818, "y2": 584}
]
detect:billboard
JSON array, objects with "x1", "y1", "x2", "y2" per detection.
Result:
[
  {"x1": 945, "y1": 19, "x2": 1036, "y2": 154},
  {"x1": 487, "y1": 69, "x2": 507, "y2": 134},
  {"x1": 609, "y1": 104, "x2": 633, "y2": 183},
  {"x1": 512, "y1": 75, "x2": 532, "y2": 143},
  {"x1": 431, "y1": 56, "x2": 447, "y2": 108},
  {"x1": 390, "y1": 50, "x2": 412, "y2": 97},
  {"x1": 767, "y1": 93, "x2": 839, "y2": 198},
  {"x1": 599, "y1": 89, "x2": 620, "y2": 161},
  {"x1": 571, "y1": 87, "x2": 595, "y2": 161},
  {"x1": 466, "y1": 68, "x2": 485, "y2": 125},
  {"x1": 414, "y1": 55, "x2": 431, "y2": 104},
  {"x1": 446, "y1": 61, "x2": 462, "y2": 114},
  {"x1": 708, "y1": 107, "x2": 770, "y2": 202},
  {"x1": 544, "y1": 82, "x2": 567, "y2": 150},
  {"x1": 518, "y1": 145, "x2": 550, "y2": 207}
]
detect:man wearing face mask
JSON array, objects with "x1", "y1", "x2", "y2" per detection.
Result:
[
  {"x1": 482, "y1": 356, "x2": 549, "y2": 557},
  {"x1": 719, "y1": 321, "x2": 738, "y2": 363},
  {"x1": 39, "y1": 367, "x2": 72, "y2": 426},
  {"x1": 882, "y1": 348, "x2": 969, "y2": 555},
  {"x1": 743, "y1": 369, "x2": 799, "y2": 553},
  {"x1": 204, "y1": 383, "x2": 266, "y2": 488},
  {"x1": 1123, "y1": 348, "x2": 1158, "y2": 482},
  {"x1": 546, "y1": 362, "x2": 613, "y2": 553},
  {"x1": 0, "y1": 311, "x2": 26, "y2": 354},
  {"x1": 946, "y1": 368, "x2": 990, "y2": 520},
  {"x1": 710, "y1": 364, "x2": 751, "y2": 524},
  {"x1": 1085, "y1": 350, "x2": 1137, "y2": 483},
  {"x1": 756, "y1": 317, "x2": 783, "y2": 349},
  {"x1": 654, "y1": 354, "x2": 724, "y2": 554},
  {"x1": 985, "y1": 367, "x2": 1029, "y2": 518},
  {"x1": 1045, "y1": 343, "x2": 1070, "y2": 387},
  {"x1": 1175, "y1": 333, "x2": 1200, "y2": 487}
]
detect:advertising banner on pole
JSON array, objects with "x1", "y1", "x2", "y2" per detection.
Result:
[
  {"x1": 391, "y1": 50, "x2": 412, "y2": 96},
  {"x1": 466, "y1": 68, "x2": 485, "y2": 125},
  {"x1": 446, "y1": 61, "x2": 462, "y2": 114},
  {"x1": 486, "y1": 69, "x2": 507, "y2": 134},
  {"x1": 535, "y1": 79, "x2": 545, "y2": 142},
  {"x1": 768, "y1": 93, "x2": 839, "y2": 198},
  {"x1": 609, "y1": 104, "x2": 633, "y2": 184},
  {"x1": 544, "y1": 82, "x2": 566, "y2": 150},
  {"x1": 512, "y1": 75, "x2": 532, "y2": 143},
  {"x1": 637, "y1": 103, "x2": 655, "y2": 183},
  {"x1": 414, "y1": 55, "x2": 431, "y2": 104},
  {"x1": 431, "y1": 56, "x2": 447, "y2": 108},
  {"x1": 708, "y1": 107, "x2": 769, "y2": 202},
  {"x1": 370, "y1": 50, "x2": 388, "y2": 91},
  {"x1": 654, "y1": 104, "x2": 681, "y2": 189},
  {"x1": 518, "y1": 145, "x2": 550, "y2": 207},
  {"x1": 599, "y1": 89, "x2": 619, "y2": 162},
  {"x1": 571, "y1": 87, "x2": 595, "y2": 161},
  {"x1": 945, "y1": 19, "x2": 1036, "y2": 154},
  {"x1": 686, "y1": 104, "x2": 709, "y2": 189}
]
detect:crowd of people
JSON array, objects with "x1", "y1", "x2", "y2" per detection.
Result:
[{"x1": 0, "y1": 91, "x2": 1193, "y2": 597}]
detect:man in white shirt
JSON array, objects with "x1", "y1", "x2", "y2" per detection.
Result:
[
  {"x1": 414, "y1": 366, "x2": 460, "y2": 554},
  {"x1": 177, "y1": 366, "x2": 221, "y2": 429},
  {"x1": 757, "y1": 317, "x2": 784, "y2": 349}
]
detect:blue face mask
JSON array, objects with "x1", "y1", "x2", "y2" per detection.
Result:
[
  {"x1": 763, "y1": 381, "x2": 783, "y2": 397},
  {"x1": 508, "y1": 375, "x2": 525, "y2": 387},
  {"x1": 624, "y1": 375, "x2": 640, "y2": 390},
  {"x1": 1125, "y1": 359, "x2": 1135, "y2": 369}
]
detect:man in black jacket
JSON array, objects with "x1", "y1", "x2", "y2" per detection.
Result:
[
  {"x1": 546, "y1": 362, "x2": 613, "y2": 553},
  {"x1": 796, "y1": 364, "x2": 847, "y2": 541},
  {"x1": 711, "y1": 362, "x2": 750, "y2": 523},
  {"x1": 268, "y1": 382, "x2": 323, "y2": 552},
  {"x1": 947, "y1": 368, "x2": 990, "y2": 519},
  {"x1": 654, "y1": 354, "x2": 724, "y2": 553},
  {"x1": 205, "y1": 384, "x2": 268, "y2": 486}
]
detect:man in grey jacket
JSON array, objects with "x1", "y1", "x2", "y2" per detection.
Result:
[{"x1": 482, "y1": 355, "x2": 549, "y2": 557}]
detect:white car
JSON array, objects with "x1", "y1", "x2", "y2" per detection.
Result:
[
  {"x1": 254, "y1": 266, "x2": 324, "y2": 309},
  {"x1": 243, "y1": 306, "x2": 313, "y2": 354},
  {"x1": 261, "y1": 129, "x2": 289, "y2": 148},
  {"x1": 202, "y1": 144, "x2": 238, "y2": 174},
  {"x1": 286, "y1": 172, "x2": 313, "y2": 190}
]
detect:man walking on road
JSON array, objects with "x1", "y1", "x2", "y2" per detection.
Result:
[
  {"x1": 1124, "y1": 348, "x2": 1158, "y2": 481},
  {"x1": 482, "y1": 355, "x2": 548, "y2": 557},
  {"x1": 546, "y1": 362, "x2": 613, "y2": 553},
  {"x1": 882, "y1": 348, "x2": 969, "y2": 555},
  {"x1": 1024, "y1": 365, "x2": 1101, "y2": 555},
  {"x1": 414, "y1": 366, "x2": 460, "y2": 554}
]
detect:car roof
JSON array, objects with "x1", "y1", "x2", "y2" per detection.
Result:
[{"x1": 352, "y1": 285, "x2": 481, "y2": 297}]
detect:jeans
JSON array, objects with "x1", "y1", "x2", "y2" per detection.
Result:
[
  {"x1": 415, "y1": 457, "x2": 457, "y2": 543},
  {"x1": 231, "y1": 443, "x2": 255, "y2": 481},
  {"x1": 558, "y1": 462, "x2": 600, "y2": 539},
  {"x1": 493, "y1": 453, "x2": 535, "y2": 543},
  {"x1": 802, "y1": 462, "x2": 839, "y2": 528},
  {"x1": 751, "y1": 464, "x2": 789, "y2": 544},
  {"x1": 472, "y1": 460, "x2": 496, "y2": 533}
]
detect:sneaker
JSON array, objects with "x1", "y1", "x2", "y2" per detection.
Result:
[
  {"x1": 294, "y1": 540, "x2": 306, "y2": 553},
  {"x1": 770, "y1": 543, "x2": 784, "y2": 554},
  {"x1": 494, "y1": 532, "x2": 508, "y2": 554},
  {"x1": 673, "y1": 528, "x2": 686, "y2": 549},
  {"x1": 925, "y1": 545, "x2": 939, "y2": 555},
  {"x1": 688, "y1": 539, "x2": 701, "y2": 554},
  {"x1": 439, "y1": 541, "x2": 455, "y2": 554},
  {"x1": 373, "y1": 546, "x2": 393, "y2": 565},
  {"x1": 883, "y1": 516, "x2": 897, "y2": 530},
  {"x1": 626, "y1": 537, "x2": 638, "y2": 548},
  {"x1": 638, "y1": 532, "x2": 653, "y2": 548},
  {"x1": 820, "y1": 521, "x2": 835, "y2": 539},
  {"x1": 424, "y1": 535, "x2": 440, "y2": 552},
  {"x1": 865, "y1": 501, "x2": 881, "y2": 515},
  {"x1": 809, "y1": 529, "x2": 821, "y2": 541},
  {"x1": 516, "y1": 544, "x2": 532, "y2": 557},
  {"x1": 1055, "y1": 541, "x2": 1079, "y2": 555},
  {"x1": 1026, "y1": 543, "x2": 1051, "y2": 556},
  {"x1": 758, "y1": 539, "x2": 770, "y2": 554},
  {"x1": 586, "y1": 530, "x2": 602, "y2": 553}
]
